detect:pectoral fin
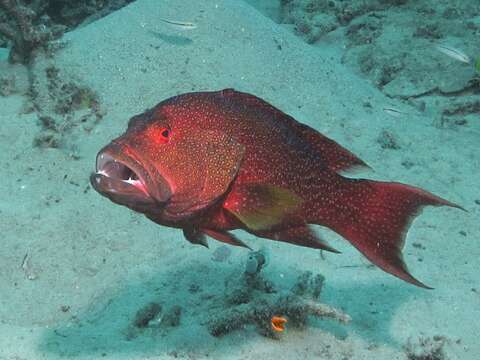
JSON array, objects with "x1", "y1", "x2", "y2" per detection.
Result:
[{"x1": 223, "y1": 184, "x2": 303, "y2": 231}]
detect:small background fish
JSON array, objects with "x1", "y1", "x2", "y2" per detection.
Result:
[{"x1": 159, "y1": 18, "x2": 197, "y2": 30}]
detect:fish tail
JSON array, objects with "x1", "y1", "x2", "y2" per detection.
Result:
[{"x1": 316, "y1": 177, "x2": 463, "y2": 288}]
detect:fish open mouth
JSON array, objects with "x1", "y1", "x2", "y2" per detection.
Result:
[
  {"x1": 90, "y1": 150, "x2": 156, "y2": 210},
  {"x1": 94, "y1": 152, "x2": 148, "y2": 195},
  {"x1": 90, "y1": 141, "x2": 172, "y2": 213}
]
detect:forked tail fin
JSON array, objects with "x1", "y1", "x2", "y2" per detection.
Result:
[{"x1": 324, "y1": 179, "x2": 463, "y2": 288}]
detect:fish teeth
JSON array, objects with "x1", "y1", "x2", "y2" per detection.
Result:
[
  {"x1": 123, "y1": 178, "x2": 149, "y2": 195},
  {"x1": 123, "y1": 178, "x2": 141, "y2": 186}
]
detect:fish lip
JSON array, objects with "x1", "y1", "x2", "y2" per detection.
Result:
[{"x1": 92, "y1": 143, "x2": 172, "y2": 205}]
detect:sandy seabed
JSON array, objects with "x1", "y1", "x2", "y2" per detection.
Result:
[{"x1": 0, "y1": 1, "x2": 478, "y2": 359}]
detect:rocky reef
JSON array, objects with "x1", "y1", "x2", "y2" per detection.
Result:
[
  {"x1": 271, "y1": 0, "x2": 480, "y2": 128},
  {"x1": 0, "y1": 0, "x2": 134, "y2": 64},
  {"x1": 0, "y1": 0, "x2": 65, "y2": 64}
]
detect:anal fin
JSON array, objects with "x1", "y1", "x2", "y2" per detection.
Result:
[
  {"x1": 254, "y1": 224, "x2": 339, "y2": 253},
  {"x1": 202, "y1": 228, "x2": 251, "y2": 249},
  {"x1": 183, "y1": 227, "x2": 209, "y2": 248}
]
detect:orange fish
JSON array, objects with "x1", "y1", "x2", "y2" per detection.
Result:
[
  {"x1": 91, "y1": 89, "x2": 463, "y2": 288},
  {"x1": 271, "y1": 316, "x2": 288, "y2": 332}
]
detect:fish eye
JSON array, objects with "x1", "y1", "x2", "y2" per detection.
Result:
[
  {"x1": 160, "y1": 128, "x2": 170, "y2": 138},
  {"x1": 150, "y1": 126, "x2": 171, "y2": 144}
]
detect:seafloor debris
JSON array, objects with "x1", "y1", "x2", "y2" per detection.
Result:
[
  {"x1": 405, "y1": 335, "x2": 447, "y2": 360},
  {"x1": 30, "y1": 63, "x2": 104, "y2": 149},
  {"x1": 211, "y1": 245, "x2": 232, "y2": 262},
  {"x1": 244, "y1": 249, "x2": 267, "y2": 276},
  {"x1": 0, "y1": 0, "x2": 65, "y2": 64},
  {"x1": 208, "y1": 250, "x2": 350, "y2": 339},
  {"x1": 125, "y1": 301, "x2": 183, "y2": 340},
  {"x1": 433, "y1": 97, "x2": 479, "y2": 128},
  {"x1": 161, "y1": 305, "x2": 182, "y2": 327},
  {"x1": 20, "y1": 252, "x2": 39, "y2": 280},
  {"x1": 377, "y1": 129, "x2": 401, "y2": 150},
  {"x1": 0, "y1": 73, "x2": 15, "y2": 96},
  {"x1": 133, "y1": 302, "x2": 162, "y2": 328}
]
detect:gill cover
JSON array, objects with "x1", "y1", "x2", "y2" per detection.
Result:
[{"x1": 165, "y1": 129, "x2": 245, "y2": 217}]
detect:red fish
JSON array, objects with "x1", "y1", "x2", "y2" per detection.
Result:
[{"x1": 91, "y1": 89, "x2": 462, "y2": 288}]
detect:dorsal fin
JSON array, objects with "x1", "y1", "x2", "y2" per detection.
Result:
[{"x1": 216, "y1": 89, "x2": 369, "y2": 173}]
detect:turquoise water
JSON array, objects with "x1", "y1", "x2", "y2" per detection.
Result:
[{"x1": 1, "y1": 1, "x2": 478, "y2": 359}]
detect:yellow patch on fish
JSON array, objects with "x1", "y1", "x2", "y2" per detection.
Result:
[{"x1": 224, "y1": 184, "x2": 303, "y2": 231}]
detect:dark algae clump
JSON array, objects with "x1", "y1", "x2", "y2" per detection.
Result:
[
  {"x1": 405, "y1": 336, "x2": 448, "y2": 360},
  {"x1": 133, "y1": 302, "x2": 162, "y2": 328},
  {"x1": 126, "y1": 302, "x2": 182, "y2": 340}
]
